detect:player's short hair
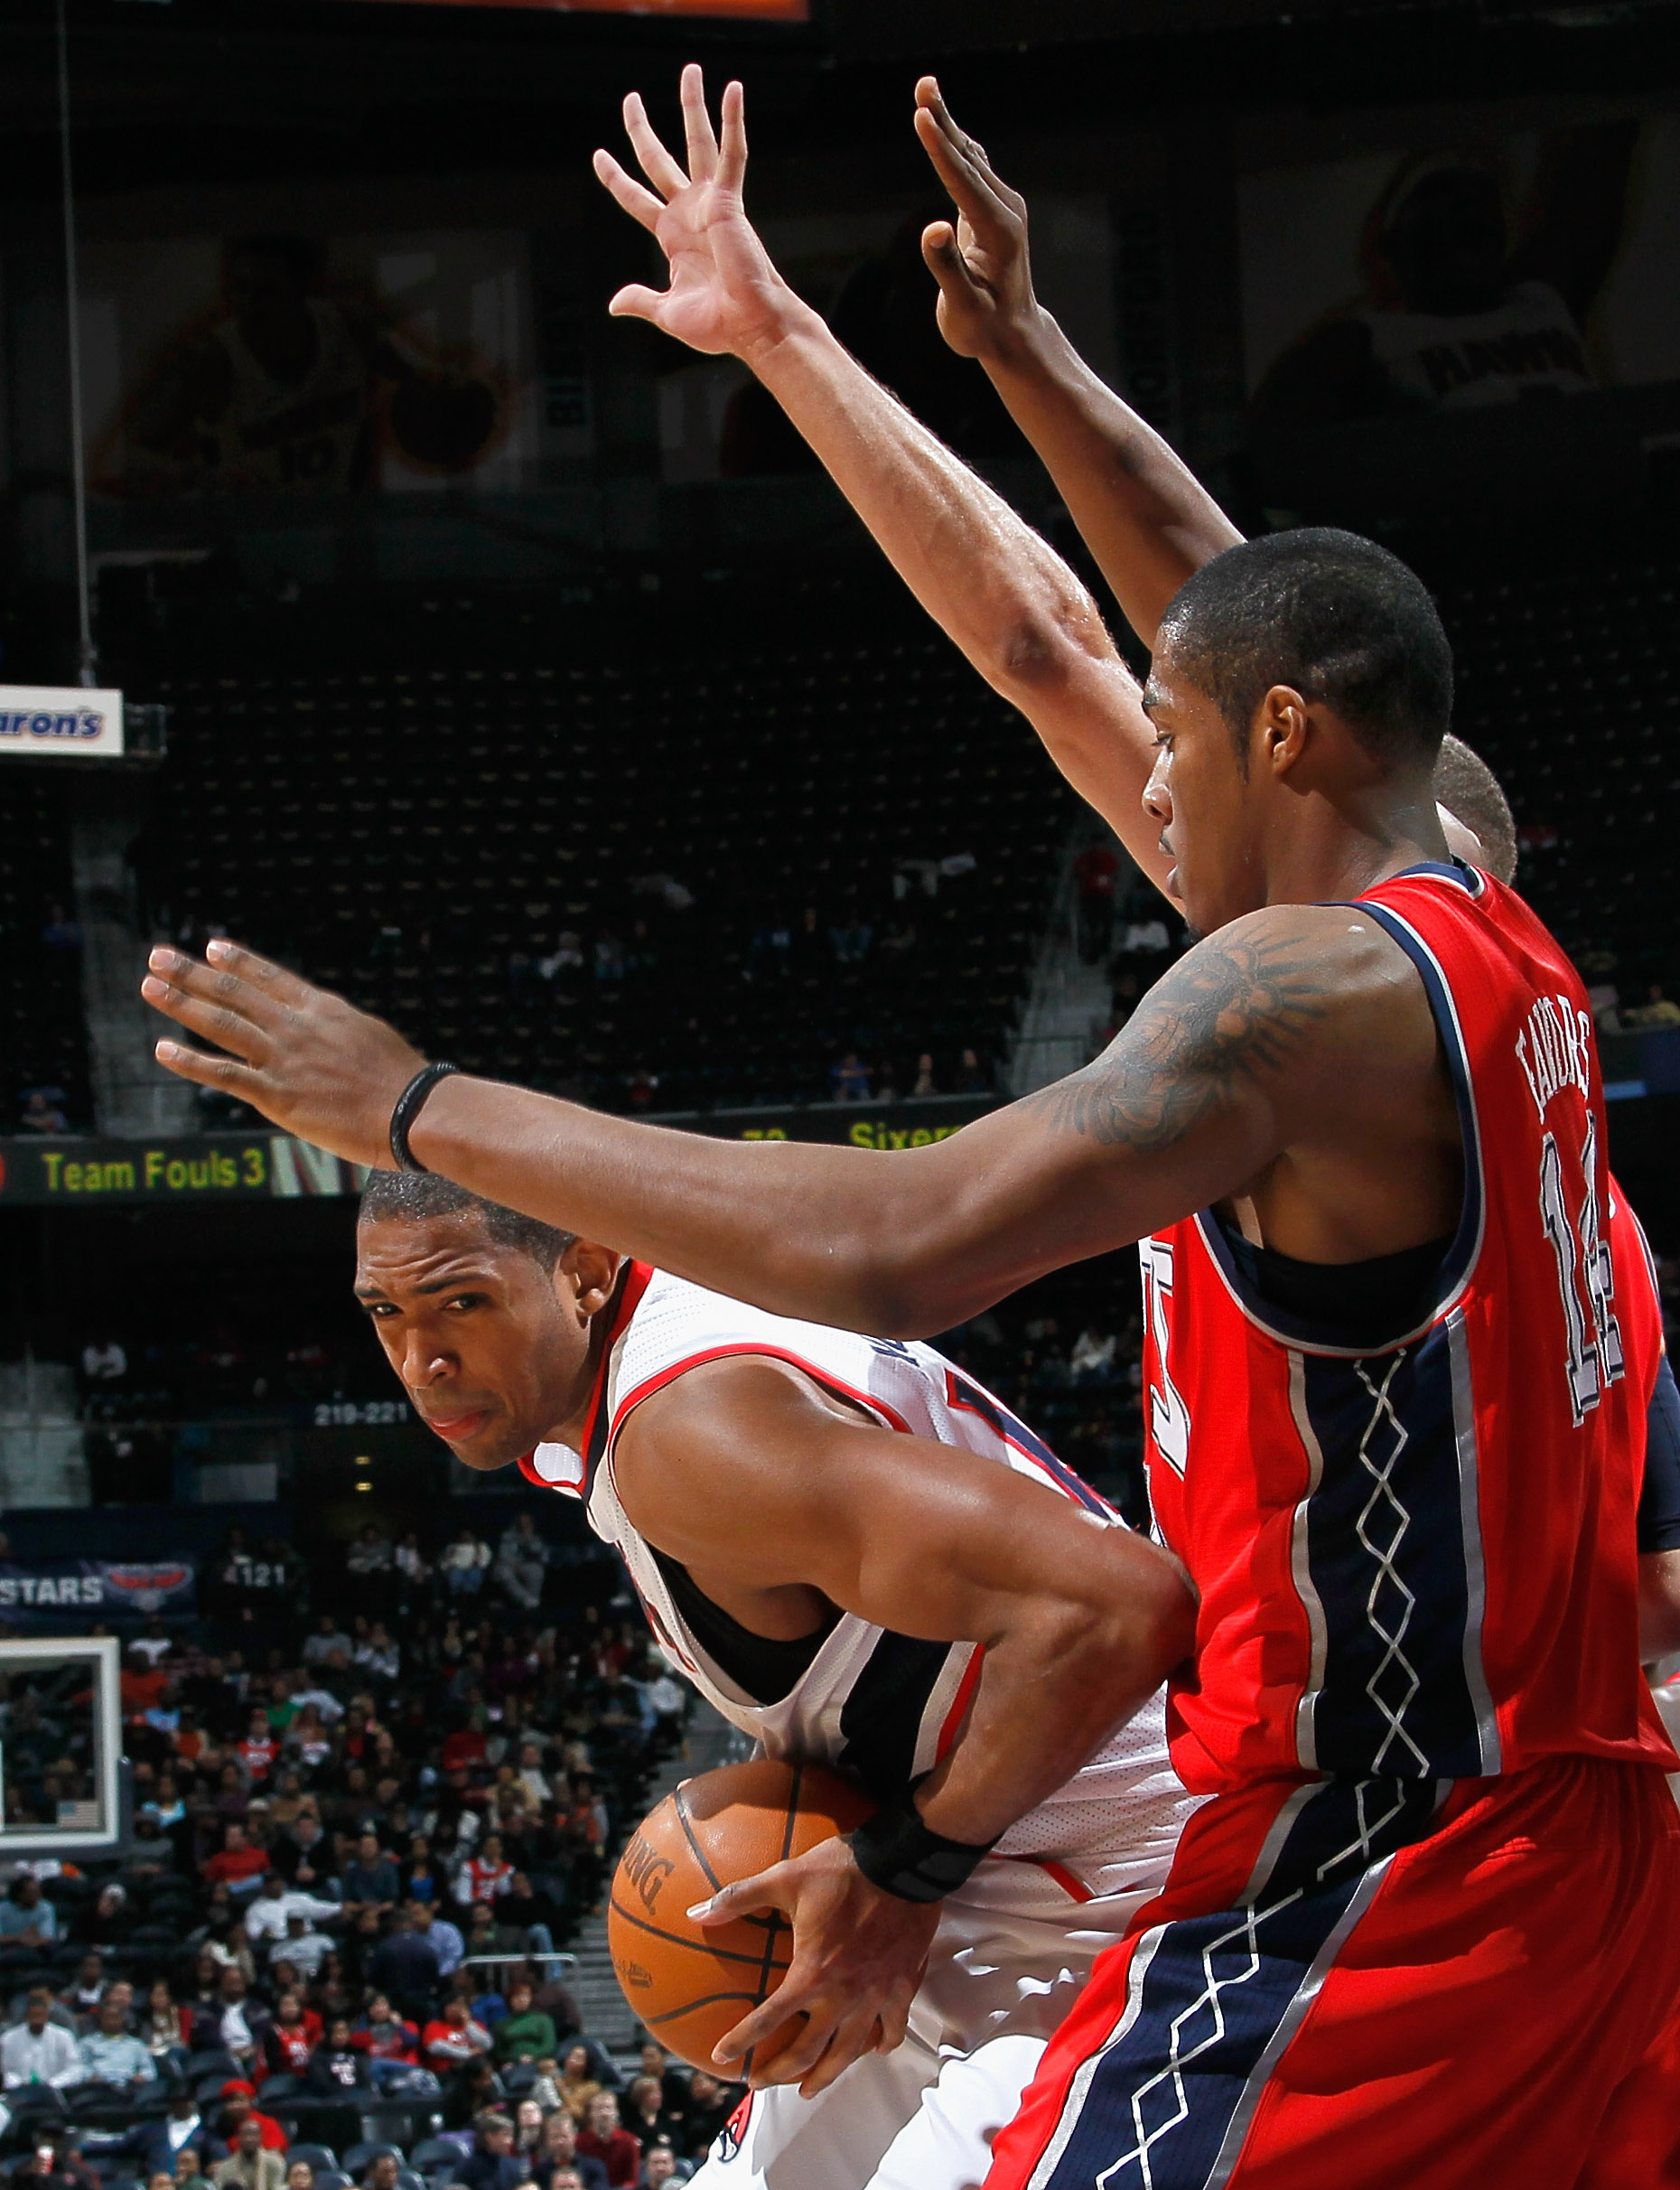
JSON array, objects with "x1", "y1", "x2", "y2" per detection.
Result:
[
  {"x1": 358, "y1": 1171, "x2": 576, "y2": 1273},
  {"x1": 1159, "y1": 529, "x2": 1453, "y2": 770},
  {"x1": 1432, "y1": 733, "x2": 1517, "y2": 884}
]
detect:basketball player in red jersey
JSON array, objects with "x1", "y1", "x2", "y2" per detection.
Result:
[
  {"x1": 144, "y1": 72, "x2": 1680, "y2": 2186},
  {"x1": 901, "y1": 80, "x2": 1680, "y2": 1675}
]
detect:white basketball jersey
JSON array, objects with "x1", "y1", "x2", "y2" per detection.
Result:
[
  {"x1": 1356, "y1": 279, "x2": 1593, "y2": 410},
  {"x1": 521, "y1": 1265, "x2": 1197, "y2": 1898}
]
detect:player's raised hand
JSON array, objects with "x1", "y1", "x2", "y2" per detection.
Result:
[
  {"x1": 593, "y1": 64, "x2": 811, "y2": 365},
  {"x1": 694, "y1": 1833, "x2": 938, "y2": 2097},
  {"x1": 141, "y1": 939, "x2": 423, "y2": 1169},
  {"x1": 912, "y1": 76, "x2": 1041, "y2": 362}
]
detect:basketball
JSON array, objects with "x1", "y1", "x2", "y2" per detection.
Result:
[{"x1": 608, "y1": 1756, "x2": 873, "y2": 2073}]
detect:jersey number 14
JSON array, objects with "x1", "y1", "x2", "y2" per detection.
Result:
[{"x1": 1538, "y1": 1111, "x2": 1624, "y2": 1426}]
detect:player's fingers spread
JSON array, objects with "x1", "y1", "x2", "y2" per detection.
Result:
[
  {"x1": 622, "y1": 90, "x2": 689, "y2": 198},
  {"x1": 139, "y1": 979, "x2": 266, "y2": 1063},
  {"x1": 716, "y1": 80, "x2": 748, "y2": 193},
  {"x1": 593, "y1": 151, "x2": 666, "y2": 232},
  {"x1": 681, "y1": 61, "x2": 720, "y2": 182}
]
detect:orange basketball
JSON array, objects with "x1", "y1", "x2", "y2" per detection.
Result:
[{"x1": 608, "y1": 1757, "x2": 873, "y2": 2073}]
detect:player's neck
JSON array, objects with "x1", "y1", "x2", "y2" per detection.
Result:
[
  {"x1": 1261, "y1": 781, "x2": 1451, "y2": 910},
  {"x1": 543, "y1": 1263, "x2": 633, "y2": 1454}
]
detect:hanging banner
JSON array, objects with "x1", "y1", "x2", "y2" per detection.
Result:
[{"x1": 0, "y1": 688, "x2": 124, "y2": 760}]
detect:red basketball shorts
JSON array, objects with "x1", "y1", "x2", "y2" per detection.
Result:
[{"x1": 983, "y1": 1754, "x2": 1680, "y2": 2190}]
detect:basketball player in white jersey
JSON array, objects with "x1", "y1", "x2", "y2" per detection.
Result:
[{"x1": 350, "y1": 1170, "x2": 1199, "y2": 2190}]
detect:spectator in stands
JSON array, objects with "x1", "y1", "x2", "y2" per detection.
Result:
[
  {"x1": 77, "y1": 1991, "x2": 157, "y2": 2090},
  {"x1": 638, "y1": 2151, "x2": 678, "y2": 2190},
  {"x1": 554, "y1": 2045, "x2": 602, "y2": 2126},
  {"x1": 204, "y1": 1823, "x2": 268, "y2": 1898},
  {"x1": 284, "y1": 2167, "x2": 312, "y2": 2190},
  {"x1": 341, "y1": 1833, "x2": 399, "y2": 1916},
  {"x1": 576, "y1": 2095, "x2": 639, "y2": 2190},
  {"x1": 534, "y1": 2116, "x2": 603, "y2": 2190},
  {"x1": 79, "y1": 1336, "x2": 127, "y2": 1389},
  {"x1": 276, "y1": 1911, "x2": 333, "y2": 1982},
  {"x1": 954, "y1": 1046, "x2": 989, "y2": 1094},
  {"x1": 490, "y1": 1983, "x2": 553, "y2": 2068},
  {"x1": 910, "y1": 1052, "x2": 938, "y2": 1098},
  {"x1": 440, "y1": 1530, "x2": 491, "y2": 1600},
  {"x1": 352, "y1": 1995, "x2": 418, "y2": 2090},
  {"x1": 305, "y1": 2017, "x2": 369, "y2": 2096},
  {"x1": 621, "y1": 2081, "x2": 683, "y2": 2162},
  {"x1": 366, "y1": 1906, "x2": 438, "y2": 2022},
  {"x1": 410, "y1": 1897, "x2": 463, "y2": 1979},
  {"x1": 634, "y1": 2047, "x2": 686, "y2": 2123},
  {"x1": 245, "y1": 1874, "x2": 338, "y2": 1953},
  {"x1": 679, "y1": 2073, "x2": 732, "y2": 2160},
  {"x1": 211, "y1": 2119, "x2": 285, "y2": 2190},
  {"x1": 257, "y1": 1993, "x2": 316, "y2": 2084},
  {"x1": 8, "y1": 2131, "x2": 97, "y2": 2190},
  {"x1": 352, "y1": 1624, "x2": 400, "y2": 1684},
  {"x1": 455, "y1": 1834, "x2": 513, "y2": 1908},
  {"x1": 93, "y1": 2086, "x2": 224, "y2": 2178},
  {"x1": 142, "y1": 1981, "x2": 191, "y2": 2077},
  {"x1": 450, "y1": 2113, "x2": 527, "y2": 2190},
  {"x1": 494, "y1": 1518, "x2": 547, "y2": 1613},
  {"x1": 19, "y1": 1090, "x2": 69, "y2": 1135},
  {"x1": 1, "y1": 1989, "x2": 82, "y2": 2089},
  {"x1": 0, "y1": 1876, "x2": 59, "y2": 1956},
  {"x1": 194, "y1": 1969, "x2": 266, "y2": 2067},
  {"x1": 828, "y1": 1052, "x2": 871, "y2": 1102},
  {"x1": 271, "y1": 1812, "x2": 331, "y2": 1893},
  {"x1": 359, "y1": 2159, "x2": 400, "y2": 2190},
  {"x1": 301, "y1": 1616, "x2": 351, "y2": 1668},
  {"x1": 423, "y1": 1997, "x2": 491, "y2": 2076},
  {"x1": 211, "y1": 2089, "x2": 285, "y2": 2159}
]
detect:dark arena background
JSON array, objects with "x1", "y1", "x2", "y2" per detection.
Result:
[{"x1": 0, "y1": 0, "x2": 1675, "y2": 2173}]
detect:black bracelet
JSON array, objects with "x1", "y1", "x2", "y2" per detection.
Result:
[
  {"x1": 846, "y1": 1792, "x2": 1000, "y2": 1905},
  {"x1": 388, "y1": 1061, "x2": 460, "y2": 1174}
]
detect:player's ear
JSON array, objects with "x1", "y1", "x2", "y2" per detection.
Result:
[
  {"x1": 1256, "y1": 684, "x2": 1311, "y2": 780},
  {"x1": 559, "y1": 1240, "x2": 624, "y2": 1322}
]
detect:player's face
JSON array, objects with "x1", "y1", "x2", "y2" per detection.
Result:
[
  {"x1": 1141, "y1": 653, "x2": 1265, "y2": 935},
  {"x1": 353, "y1": 1212, "x2": 593, "y2": 1470}
]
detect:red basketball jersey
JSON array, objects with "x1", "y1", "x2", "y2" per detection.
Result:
[{"x1": 1139, "y1": 860, "x2": 1672, "y2": 1797}]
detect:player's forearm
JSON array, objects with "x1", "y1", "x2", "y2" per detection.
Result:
[
  {"x1": 916, "y1": 1572, "x2": 1193, "y2": 1847},
  {"x1": 409, "y1": 1070, "x2": 1041, "y2": 1335},
  {"x1": 743, "y1": 314, "x2": 1121, "y2": 714},
  {"x1": 979, "y1": 310, "x2": 1242, "y2": 647}
]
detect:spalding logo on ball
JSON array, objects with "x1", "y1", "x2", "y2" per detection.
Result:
[{"x1": 607, "y1": 1757, "x2": 872, "y2": 2075}]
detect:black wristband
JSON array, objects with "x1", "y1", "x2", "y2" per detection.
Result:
[
  {"x1": 388, "y1": 1062, "x2": 460, "y2": 1174},
  {"x1": 846, "y1": 1792, "x2": 1000, "y2": 1905}
]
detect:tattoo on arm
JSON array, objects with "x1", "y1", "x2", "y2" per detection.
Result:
[{"x1": 1027, "y1": 923, "x2": 1332, "y2": 1148}]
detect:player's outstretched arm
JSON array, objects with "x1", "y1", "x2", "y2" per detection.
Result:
[
  {"x1": 593, "y1": 65, "x2": 1168, "y2": 882},
  {"x1": 611, "y1": 1355, "x2": 1197, "y2": 2093},
  {"x1": 913, "y1": 77, "x2": 1242, "y2": 653},
  {"x1": 142, "y1": 905, "x2": 1426, "y2": 1335}
]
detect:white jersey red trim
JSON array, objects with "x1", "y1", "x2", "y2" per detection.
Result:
[{"x1": 520, "y1": 1266, "x2": 1197, "y2": 1900}]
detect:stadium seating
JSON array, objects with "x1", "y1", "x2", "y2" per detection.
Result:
[
  {"x1": 1436, "y1": 550, "x2": 1680, "y2": 990},
  {"x1": 136, "y1": 611, "x2": 1076, "y2": 1113},
  {"x1": 0, "y1": 770, "x2": 93, "y2": 1128}
]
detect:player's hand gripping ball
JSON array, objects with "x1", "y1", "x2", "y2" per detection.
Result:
[{"x1": 609, "y1": 1757, "x2": 872, "y2": 2074}]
